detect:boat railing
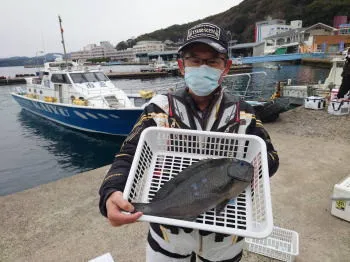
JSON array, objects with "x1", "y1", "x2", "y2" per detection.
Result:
[
  {"x1": 222, "y1": 71, "x2": 267, "y2": 100},
  {"x1": 121, "y1": 71, "x2": 268, "y2": 101},
  {"x1": 78, "y1": 85, "x2": 120, "y2": 96},
  {"x1": 46, "y1": 89, "x2": 129, "y2": 108},
  {"x1": 46, "y1": 64, "x2": 102, "y2": 73},
  {"x1": 121, "y1": 80, "x2": 186, "y2": 96},
  {"x1": 69, "y1": 84, "x2": 137, "y2": 108}
]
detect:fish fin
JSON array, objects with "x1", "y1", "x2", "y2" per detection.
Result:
[{"x1": 215, "y1": 200, "x2": 230, "y2": 216}]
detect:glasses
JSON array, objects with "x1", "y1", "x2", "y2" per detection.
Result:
[{"x1": 184, "y1": 56, "x2": 226, "y2": 68}]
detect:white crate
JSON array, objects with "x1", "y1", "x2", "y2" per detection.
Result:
[
  {"x1": 304, "y1": 96, "x2": 326, "y2": 110},
  {"x1": 331, "y1": 176, "x2": 350, "y2": 222},
  {"x1": 328, "y1": 100, "x2": 350, "y2": 115},
  {"x1": 123, "y1": 127, "x2": 273, "y2": 238},
  {"x1": 282, "y1": 85, "x2": 308, "y2": 98},
  {"x1": 245, "y1": 226, "x2": 299, "y2": 262}
]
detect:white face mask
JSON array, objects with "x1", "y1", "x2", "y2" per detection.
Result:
[{"x1": 184, "y1": 65, "x2": 223, "y2": 96}]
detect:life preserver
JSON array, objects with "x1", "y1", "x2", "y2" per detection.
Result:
[
  {"x1": 44, "y1": 96, "x2": 57, "y2": 102},
  {"x1": 73, "y1": 99, "x2": 88, "y2": 106},
  {"x1": 139, "y1": 90, "x2": 155, "y2": 99}
]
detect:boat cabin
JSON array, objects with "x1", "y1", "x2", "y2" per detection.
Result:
[{"x1": 24, "y1": 61, "x2": 134, "y2": 109}]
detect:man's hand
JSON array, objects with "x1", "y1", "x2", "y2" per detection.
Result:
[{"x1": 106, "y1": 191, "x2": 143, "y2": 227}]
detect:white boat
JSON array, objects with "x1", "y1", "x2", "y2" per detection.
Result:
[
  {"x1": 278, "y1": 57, "x2": 345, "y2": 105},
  {"x1": 11, "y1": 60, "x2": 143, "y2": 135},
  {"x1": 11, "y1": 16, "x2": 143, "y2": 136},
  {"x1": 262, "y1": 63, "x2": 282, "y2": 70}
]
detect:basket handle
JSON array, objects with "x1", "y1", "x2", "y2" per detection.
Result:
[{"x1": 332, "y1": 101, "x2": 343, "y2": 111}]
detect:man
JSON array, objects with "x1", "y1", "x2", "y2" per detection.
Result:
[
  {"x1": 99, "y1": 22, "x2": 279, "y2": 262},
  {"x1": 337, "y1": 48, "x2": 350, "y2": 100}
]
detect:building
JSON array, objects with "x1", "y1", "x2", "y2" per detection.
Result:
[
  {"x1": 339, "y1": 24, "x2": 350, "y2": 35},
  {"x1": 71, "y1": 41, "x2": 116, "y2": 60},
  {"x1": 108, "y1": 48, "x2": 135, "y2": 62},
  {"x1": 255, "y1": 19, "x2": 302, "y2": 43},
  {"x1": 334, "y1": 16, "x2": 348, "y2": 35},
  {"x1": 263, "y1": 23, "x2": 336, "y2": 54},
  {"x1": 148, "y1": 50, "x2": 179, "y2": 62},
  {"x1": 229, "y1": 42, "x2": 265, "y2": 58},
  {"x1": 314, "y1": 34, "x2": 350, "y2": 53},
  {"x1": 71, "y1": 38, "x2": 180, "y2": 63},
  {"x1": 132, "y1": 41, "x2": 165, "y2": 54}
]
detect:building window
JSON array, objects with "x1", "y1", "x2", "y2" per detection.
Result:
[
  {"x1": 266, "y1": 40, "x2": 274, "y2": 46},
  {"x1": 277, "y1": 38, "x2": 285, "y2": 45}
]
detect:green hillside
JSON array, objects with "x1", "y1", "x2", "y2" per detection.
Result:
[
  {"x1": 133, "y1": 0, "x2": 350, "y2": 45},
  {"x1": 0, "y1": 54, "x2": 63, "y2": 67}
]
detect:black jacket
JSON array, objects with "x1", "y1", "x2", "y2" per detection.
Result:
[
  {"x1": 99, "y1": 88, "x2": 279, "y2": 217},
  {"x1": 342, "y1": 56, "x2": 350, "y2": 77}
]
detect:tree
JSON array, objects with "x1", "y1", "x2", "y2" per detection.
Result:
[{"x1": 116, "y1": 41, "x2": 128, "y2": 50}]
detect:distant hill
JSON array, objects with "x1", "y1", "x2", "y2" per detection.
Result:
[
  {"x1": 134, "y1": 0, "x2": 350, "y2": 44},
  {"x1": 0, "y1": 53, "x2": 63, "y2": 67}
]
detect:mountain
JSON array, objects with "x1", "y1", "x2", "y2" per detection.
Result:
[
  {"x1": 0, "y1": 53, "x2": 63, "y2": 67},
  {"x1": 134, "y1": 0, "x2": 350, "y2": 44}
]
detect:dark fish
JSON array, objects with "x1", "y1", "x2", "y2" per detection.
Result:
[{"x1": 133, "y1": 158, "x2": 254, "y2": 220}]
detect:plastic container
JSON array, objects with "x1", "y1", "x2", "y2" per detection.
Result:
[
  {"x1": 331, "y1": 176, "x2": 350, "y2": 222},
  {"x1": 304, "y1": 96, "x2": 326, "y2": 110},
  {"x1": 328, "y1": 100, "x2": 350, "y2": 115},
  {"x1": 123, "y1": 127, "x2": 273, "y2": 238},
  {"x1": 245, "y1": 226, "x2": 299, "y2": 262},
  {"x1": 330, "y1": 88, "x2": 338, "y2": 101}
]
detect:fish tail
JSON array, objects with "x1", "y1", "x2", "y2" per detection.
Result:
[{"x1": 133, "y1": 203, "x2": 150, "y2": 214}]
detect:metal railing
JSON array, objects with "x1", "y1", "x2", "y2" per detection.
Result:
[
  {"x1": 222, "y1": 71, "x2": 268, "y2": 100},
  {"x1": 118, "y1": 72, "x2": 269, "y2": 102},
  {"x1": 121, "y1": 80, "x2": 186, "y2": 96}
]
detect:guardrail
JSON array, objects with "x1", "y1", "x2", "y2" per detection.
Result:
[
  {"x1": 223, "y1": 72, "x2": 268, "y2": 100},
  {"x1": 232, "y1": 52, "x2": 326, "y2": 64}
]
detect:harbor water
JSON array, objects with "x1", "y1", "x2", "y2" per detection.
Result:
[{"x1": 0, "y1": 64, "x2": 329, "y2": 196}]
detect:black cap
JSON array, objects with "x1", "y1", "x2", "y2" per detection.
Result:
[{"x1": 178, "y1": 23, "x2": 228, "y2": 54}]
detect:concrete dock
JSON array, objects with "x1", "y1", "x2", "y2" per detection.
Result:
[
  {"x1": 300, "y1": 57, "x2": 332, "y2": 68},
  {"x1": 0, "y1": 78, "x2": 26, "y2": 86},
  {"x1": 1, "y1": 107, "x2": 350, "y2": 262}
]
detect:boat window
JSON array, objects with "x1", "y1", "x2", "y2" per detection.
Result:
[
  {"x1": 70, "y1": 72, "x2": 109, "y2": 84},
  {"x1": 51, "y1": 74, "x2": 71, "y2": 84},
  {"x1": 48, "y1": 62, "x2": 74, "y2": 68},
  {"x1": 84, "y1": 72, "x2": 99, "y2": 82},
  {"x1": 95, "y1": 72, "x2": 109, "y2": 81},
  {"x1": 70, "y1": 73, "x2": 86, "y2": 83}
]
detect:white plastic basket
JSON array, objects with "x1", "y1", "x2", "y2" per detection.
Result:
[
  {"x1": 245, "y1": 226, "x2": 299, "y2": 262},
  {"x1": 123, "y1": 127, "x2": 273, "y2": 238}
]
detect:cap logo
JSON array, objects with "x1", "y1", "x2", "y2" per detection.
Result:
[{"x1": 187, "y1": 23, "x2": 221, "y2": 41}]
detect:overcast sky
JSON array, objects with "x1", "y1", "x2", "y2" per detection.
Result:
[{"x1": 0, "y1": 0, "x2": 244, "y2": 58}]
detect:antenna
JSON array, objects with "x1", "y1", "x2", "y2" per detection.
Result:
[{"x1": 58, "y1": 15, "x2": 68, "y2": 67}]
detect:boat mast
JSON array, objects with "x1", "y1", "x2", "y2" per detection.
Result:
[{"x1": 58, "y1": 15, "x2": 68, "y2": 67}]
